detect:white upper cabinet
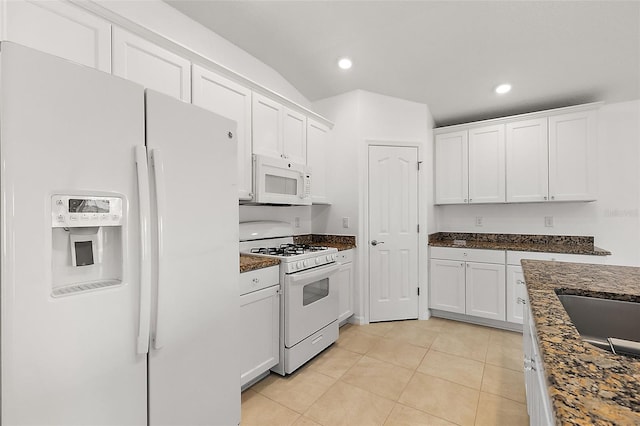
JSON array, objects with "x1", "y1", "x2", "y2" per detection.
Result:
[
  {"x1": 468, "y1": 124, "x2": 505, "y2": 203},
  {"x1": 192, "y1": 65, "x2": 253, "y2": 200},
  {"x1": 306, "y1": 119, "x2": 330, "y2": 204},
  {"x1": 112, "y1": 27, "x2": 191, "y2": 102},
  {"x1": 252, "y1": 93, "x2": 308, "y2": 164},
  {"x1": 3, "y1": 0, "x2": 111, "y2": 72},
  {"x1": 434, "y1": 103, "x2": 599, "y2": 205},
  {"x1": 506, "y1": 118, "x2": 549, "y2": 202},
  {"x1": 282, "y1": 108, "x2": 307, "y2": 164},
  {"x1": 435, "y1": 131, "x2": 468, "y2": 204},
  {"x1": 252, "y1": 93, "x2": 283, "y2": 159},
  {"x1": 548, "y1": 110, "x2": 597, "y2": 201}
]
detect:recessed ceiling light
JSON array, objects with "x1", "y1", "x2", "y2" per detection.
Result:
[
  {"x1": 495, "y1": 83, "x2": 512, "y2": 94},
  {"x1": 338, "y1": 57, "x2": 352, "y2": 70}
]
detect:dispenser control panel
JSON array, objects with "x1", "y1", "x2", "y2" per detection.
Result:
[{"x1": 52, "y1": 195, "x2": 123, "y2": 227}]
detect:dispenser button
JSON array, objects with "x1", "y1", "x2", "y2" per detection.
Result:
[
  {"x1": 56, "y1": 214, "x2": 65, "y2": 223},
  {"x1": 70, "y1": 215, "x2": 78, "y2": 221}
]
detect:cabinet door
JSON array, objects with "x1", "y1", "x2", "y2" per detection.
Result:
[
  {"x1": 239, "y1": 285, "x2": 280, "y2": 387},
  {"x1": 468, "y1": 124, "x2": 505, "y2": 203},
  {"x1": 252, "y1": 93, "x2": 283, "y2": 159},
  {"x1": 337, "y1": 261, "x2": 354, "y2": 324},
  {"x1": 192, "y1": 65, "x2": 253, "y2": 200},
  {"x1": 4, "y1": 0, "x2": 111, "y2": 72},
  {"x1": 112, "y1": 27, "x2": 191, "y2": 102},
  {"x1": 307, "y1": 119, "x2": 330, "y2": 204},
  {"x1": 435, "y1": 131, "x2": 469, "y2": 204},
  {"x1": 465, "y1": 261, "x2": 506, "y2": 321},
  {"x1": 548, "y1": 110, "x2": 597, "y2": 201},
  {"x1": 506, "y1": 118, "x2": 549, "y2": 202},
  {"x1": 283, "y1": 107, "x2": 307, "y2": 164},
  {"x1": 429, "y1": 259, "x2": 466, "y2": 314},
  {"x1": 506, "y1": 265, "x2": 526, "y2": 324}
]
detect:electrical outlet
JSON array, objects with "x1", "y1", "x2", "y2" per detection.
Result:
[
  {"x1": 545, "y1": 216, "x2": 554, "y2": 227},
  {"x1": 342, "y1": 217, "x2": 350, "y2": 228},
  {"x1": 294, "y1": 217, "x2": 300, "y2": 228},
  {"x1": 475, "y1": 216, "x2": 483, "y2": 227}
]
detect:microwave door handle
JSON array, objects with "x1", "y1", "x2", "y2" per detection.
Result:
[{"x1": 288, "y1": 263, "x2": 340, "y2": 286}]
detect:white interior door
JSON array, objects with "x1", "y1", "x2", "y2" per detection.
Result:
[{"x1": 368, "y1": 145, "x2": 419, "y2": 322}]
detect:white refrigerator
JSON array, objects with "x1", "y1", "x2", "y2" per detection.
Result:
[{"x1": 0, "y1": 42, "x2": 240, "y2": 425}]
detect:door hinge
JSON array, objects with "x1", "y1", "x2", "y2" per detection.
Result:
[
  {"x1": 417, "y1": 287, "x2": 420, "y2": 296},
  {"x1": 417, "y1": 161, "x2": 422, "y2": 170}
]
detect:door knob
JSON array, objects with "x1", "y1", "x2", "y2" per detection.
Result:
[{"x1": 371, "y1": 240, "x2": 385, "y2": 246}]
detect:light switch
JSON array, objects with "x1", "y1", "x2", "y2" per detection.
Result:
[
  {"x1": 545, "y1": 216, "x2": 554, "y2": 227},
  {"x1": 342, "y1": 217, "x2": 349, "y2": 228}
]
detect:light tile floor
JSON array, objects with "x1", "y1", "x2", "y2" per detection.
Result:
[{"x1": 241, "y1": 318, "x2": 529, "y2": 426}]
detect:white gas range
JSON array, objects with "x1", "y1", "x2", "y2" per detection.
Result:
[{"x1": 239, "y1": 221, "x2": 340, "y2": 375}]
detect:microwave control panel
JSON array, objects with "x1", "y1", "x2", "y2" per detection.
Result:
[
  {"x1": 303, "y1": 172, "x2": 312, "y2": 198},
  {"x1": 51, "y1": 195, "x2": 123, "y2": 227}
]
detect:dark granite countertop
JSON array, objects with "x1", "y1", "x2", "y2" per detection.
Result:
[
  {"x1": 429, "y1": 232, "x2": 611, "y2": 256},
  {"x1": 239, "y1": 254, "x2": 279, "y2": 273},
  {"x1": 294, "y1": 234, "x2": 356, "y2": 251},
  {"x1": 521, "y1": 260, "x2": 640, "y2": 425}
]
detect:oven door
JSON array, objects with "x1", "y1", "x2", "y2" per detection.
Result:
[{"x1": 284, "y1": 263, "x2": 339, "y2": 347}]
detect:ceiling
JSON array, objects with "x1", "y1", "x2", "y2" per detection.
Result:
[{"x1": 165, "y1": 1, "x2": 640, "y2": 126}]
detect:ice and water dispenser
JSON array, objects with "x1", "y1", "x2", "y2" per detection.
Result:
[{"x1": 51, "y1": 195, "x2": 124, "y2": 296}]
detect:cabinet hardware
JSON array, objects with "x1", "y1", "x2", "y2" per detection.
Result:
[
  {"x1": 417, "y1": 287, "x2": 420, "y2": 296},
  {"x1": 551, "y1": 195, "x2": 555, "y2": 200},
  {"x1": 517, "y1": 297, "x2": 526, "y2": 305},
  {"x1": 516, "y1": 279, "x2": 525, "y2": 285},
  {"x1": 544, "y1": 196, "x2": 547, "y2": 200},
  {"x1": 464, "y1": 199, "x2": 468, "y2": 203}
]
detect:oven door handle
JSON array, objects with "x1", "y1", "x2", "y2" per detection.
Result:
[{"x1": 288, "y1": 263, "x2": 339, "y2": 286}]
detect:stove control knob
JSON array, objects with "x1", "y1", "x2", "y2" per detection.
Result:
[
  {"x1": 326, "y1": 255, "x2": 331, "y2": 261},
  {"x1": 303, "y1": 260, "x2": 309, "y2": 267},
  {"x1": 297, "y1": 261, "x2": 303, "y2": 269},
  {"x1": 314, "y1": 257, "x2": 320, "y2": 264}
]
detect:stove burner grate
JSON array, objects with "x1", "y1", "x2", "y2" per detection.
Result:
[{"x1": 250, "y1": 243, "x2": 330, "y2": 257}]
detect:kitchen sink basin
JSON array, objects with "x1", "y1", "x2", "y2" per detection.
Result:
[{"x1": 556, "y1": 293, "x2": 640, "y2": 358}]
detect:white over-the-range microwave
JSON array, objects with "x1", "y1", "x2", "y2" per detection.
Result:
[{"x1": 250, "y1": 154, "x2": 312, "y2": 205}]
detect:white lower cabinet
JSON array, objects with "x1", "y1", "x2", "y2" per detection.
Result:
[
  {"x1": 239, "y1": 266, "x2": 280, "y2": 388},
  {"x1": 336, "y1": 250, "x2": 354, "y2": 324},
  {"x1": 523, "y1": 296, "x2": 554, "y2": 425},
  {"x1": 429, "y1": 259, "x2": 466, "y2": 314},
  {"x1": 465, "y1": 261, "x2": 506, "y2": 320},
  {"x1": 429, "y1": 247, "x2": 505, "y2": 321}
]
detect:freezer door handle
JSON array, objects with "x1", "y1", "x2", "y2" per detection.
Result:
[
  {"x1": 135, "y1": 146, "x2": 152, "y2": 354},
  {"x1": 151, "y1": 148, "x2": 167, "y2": 350}
]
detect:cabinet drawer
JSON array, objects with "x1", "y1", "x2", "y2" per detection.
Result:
[
  {"x1": 507, "y1": 250, "x2": 607, "y2": 266},
  {"x1": 240, "y1": 265, "x2": 279, "y2": 295},
  {"x1": 430, "y1": 246, "x2": 505, "y2": 264},
  {"x1": 336, "y1": 249, "x2": 353, "y2": 264}
]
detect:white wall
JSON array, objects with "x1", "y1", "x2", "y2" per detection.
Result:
[
  {"x1": 87, "y1": 0, "x2": 312, "y2": 108},
  {"x1": 239, "y1": 205, "x2": 312, "y2": 235},
  {"x1": 313, "y1": 90, "x2": 433, "y2": 322},
  {"x1": 436, "y1": 100, "x2": 640, "y2": 266},
  {"x1": 311, "y1": 91, "x2": 361, "y2": 235}
]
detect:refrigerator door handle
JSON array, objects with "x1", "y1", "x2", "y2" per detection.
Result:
[
  {"x1": 135, "y1": 146, "x2": 152, "y2": 354},
  {"x1": 151, "y1": 148, "x2": 167, "y2": 350}
]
